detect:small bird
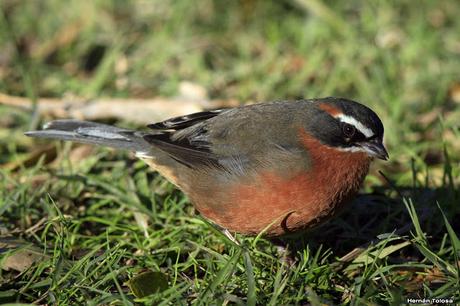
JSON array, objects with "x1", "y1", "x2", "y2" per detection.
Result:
[{"x1": 25, "y1": 97, "x2": 388, "y2": 237}]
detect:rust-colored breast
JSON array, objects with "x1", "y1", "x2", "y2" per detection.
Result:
[{"x1": 189, "y1": 130, "x2": 371, "y2": 237}]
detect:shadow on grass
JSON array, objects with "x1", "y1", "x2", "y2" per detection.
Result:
[{"x1": 276, "y1": 185, "x2": 460, "y2": 258}]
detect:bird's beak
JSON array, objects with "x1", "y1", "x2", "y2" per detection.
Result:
[{"x1": 360, "y1": 139, "x2": 389, "y2": 160}]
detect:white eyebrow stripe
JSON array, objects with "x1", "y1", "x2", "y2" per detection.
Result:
[{"x1": 335, "y1": 114, "x2": 374, "y2": 138}]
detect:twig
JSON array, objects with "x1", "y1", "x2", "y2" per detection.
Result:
[{"x1": 0, "y1": 92, "x2": 239, "y2": 125}]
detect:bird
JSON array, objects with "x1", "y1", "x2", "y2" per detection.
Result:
[{"x1": 25, "y1": 97, "x2": 388, "y2": 237}]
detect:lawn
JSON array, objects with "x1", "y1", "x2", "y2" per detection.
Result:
[{"x1": 1, "y1": 1, "x2": 459, "y2": 304}]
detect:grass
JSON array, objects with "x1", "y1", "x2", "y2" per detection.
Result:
[{"x1": 1, "y1": 0, "x2": 460, "y2": 304}]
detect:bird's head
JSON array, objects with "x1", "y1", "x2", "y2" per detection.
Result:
[{"x1": 306, "y1": 97, "x2": 388, "y2": 160}]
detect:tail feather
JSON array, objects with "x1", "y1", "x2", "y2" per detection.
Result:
[{"x1": 25, "y1": 119, "x2": 152, "y2": 152}]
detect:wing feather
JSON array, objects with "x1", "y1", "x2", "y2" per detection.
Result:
[
  {"x1": 143, "y1": 134, "x2": 221, "y2": 168},
  {"x1": 143, "y1": 109, "x2": 227, "y2": 169},
  {"x1": 147, "y1": 109, "x2": 224, "y2": 130}
]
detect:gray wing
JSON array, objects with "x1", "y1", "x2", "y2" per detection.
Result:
[
  {"x1": 144, "y1": 102, "x2": 308, "y2": 172},
  {"x1": 143, "y1": 109, "x2": 228, "y2": 168}
]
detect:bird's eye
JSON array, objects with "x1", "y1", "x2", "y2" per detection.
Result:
[{"x1": 342, "y1": 123, "x2": 356, "y2": 138}]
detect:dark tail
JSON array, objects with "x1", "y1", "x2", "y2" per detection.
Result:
[{"x1": 25, "y1": 120, "x2": 152, "y2": 153}]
